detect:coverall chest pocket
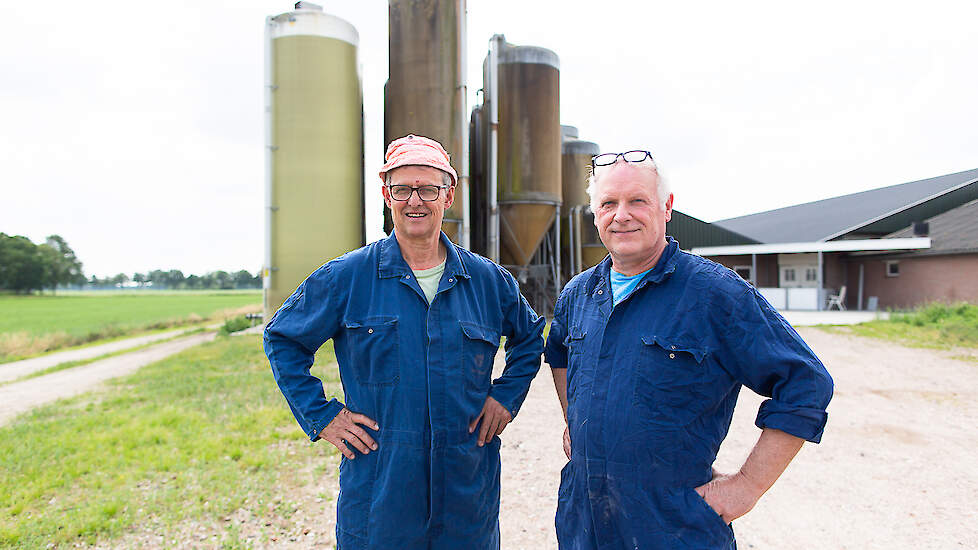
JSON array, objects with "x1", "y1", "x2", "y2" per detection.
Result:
[
  {"x1": 633, "y1": 336, "x2": 710, "y2": 425},
  {"x1": 563, "y1": 329, "x2": 587, "y2": 367},
  {"x1": 563, "y1": 329, "x2": 589, "y2": 400},
  {"x1": 344, "y1": 317, "x2": 400, "y2": 386},
  {"x1": 460, "y1": 321, "x2": 500, "y2": 392}
]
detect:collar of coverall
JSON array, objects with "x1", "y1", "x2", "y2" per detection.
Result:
[
  {"x1": 585, "y1": 236, "x2": 680, "y2": 296},
  {"x1": 377, "y1": 230, "x2": 471, "y2": 281}
]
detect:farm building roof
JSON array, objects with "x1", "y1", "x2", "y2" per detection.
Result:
[
  {"x1": 668, "y1": 210, "x2": 759, "y2": 250},
  {"x1": 713, "y1": 168, "x2": 978, "y2": 244},
  {"x1": 884, "y1": 198, "x2": 978, "y2": 256}
]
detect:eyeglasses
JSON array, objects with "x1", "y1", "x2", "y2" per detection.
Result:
[
  {"x1": 386, "y1": 184, "x2": 447, "y2": 202},
  {"x1": 591, "y1": 150, "x2": 654, "y2": 170}
]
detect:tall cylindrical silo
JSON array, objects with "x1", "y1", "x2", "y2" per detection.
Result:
[
  {"x1": 496, "y1": 41, "x2": 561, "y2": 267},
  {"x1": 560, "y1": 127, "x2": 604, "y2": 277},
  {"x1": 264, "y1": 3, "x2": 364, "y2": 317},
  {"x1": 385, "y1": 0, "x2": 467, "y2": 244},
  {"x1": 468, "y1": 104, "x2": 487, "y2": 256}
]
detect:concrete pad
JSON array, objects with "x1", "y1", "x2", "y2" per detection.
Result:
[{"x1": 779, "y1": 310, "x2": 890, "y2": 326}]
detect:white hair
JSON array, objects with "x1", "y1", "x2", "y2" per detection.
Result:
[{"x1": 584, "y1": 158, "x2": 670, "y2": 212}]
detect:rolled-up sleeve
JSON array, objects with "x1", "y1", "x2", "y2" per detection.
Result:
[
  {"x1": 489, "y1": 268, "x2": 545, "y2": 419},
  {"x1": 718, "y1": 287, "x2": 834, "y2": 443},
  {"x1": 263, "y1": 263, "x2": 345, "y2": 441}
]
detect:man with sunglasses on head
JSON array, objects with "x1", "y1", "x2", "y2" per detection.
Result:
[
  {"x1": 265, "y1": 134, "x2": 544, "y2": 550},
  {"x1": 545, "y1": 151, "x2": 833, "y2": 549}
]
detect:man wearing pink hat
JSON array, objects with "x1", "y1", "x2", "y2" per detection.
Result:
[{"x1": 265, "y1": 134, "x2": 545, "y2": 549}]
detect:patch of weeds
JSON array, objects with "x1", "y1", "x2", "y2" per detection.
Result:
[
  {"x1": 821, "y1": 302, "x2": 978, "y2": 355},
  {"x1": 0, "y1": 335, "x2": 340, "y2": 546},
  {"x1": 219, "y1": 316, "x2": 253, "y2": 336}
]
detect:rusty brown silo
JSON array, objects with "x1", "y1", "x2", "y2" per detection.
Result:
[
  {"x1": 384, "y1": 0, "x2": 467, "y2": 243},
  {"x1": 495, "y1": 41, "x2": 561, "y2": 267},
  {"x1": 561, "y1": 126, "x2": 606, "y2": 277}
]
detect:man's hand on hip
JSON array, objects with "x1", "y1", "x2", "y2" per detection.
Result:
[
  {"x1": 317, "y1": 408, "x2": 379, "y2": 460},
  {"x1": 694, "y1": 471, "x2": 763, "y2": 524},
  {"x1": 468, "y1": 395, "x2": 512, "y2": 447}
]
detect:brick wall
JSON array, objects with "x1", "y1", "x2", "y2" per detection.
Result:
[
  {"x1": 846, "y1": 254, "x2": 978, "y2": 309},
  {"x1": 705, "y1": 254, "x2": 778, "y2": 286}
]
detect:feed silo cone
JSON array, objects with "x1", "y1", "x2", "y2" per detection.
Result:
[
  {"x1": 497, "y1": 43, "x2": 561, "y2": 266},
  {"x1": 385, "y1": 0, "x2": 466, "y2": 242},
  {"x1": 560, "y1": 128, "x2": 604, "y2": 277},
  {"x1": 264, "y1": 3, "x2": 365, "y2": 317}
]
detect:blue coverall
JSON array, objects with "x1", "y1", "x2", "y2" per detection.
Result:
[
  {"x1": 545, "y1": 238, "x2": 833, "y2": 549},
  {"x1": 264, "y1": 232, "x2": 545, "y2": 550}
]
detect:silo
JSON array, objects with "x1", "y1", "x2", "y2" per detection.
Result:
[
  {"x1": 495, "y1": 40, "x2": 561, "y2": 267},
  {"x1": 468, "y1": 105, "x2": 487, "y2": 256},
  {"x1": 385, "y1": 0, "x2": 468, "y2": 245},
  {"x1": 264, "y1": 2, "x2": 364, "y2": 317},
  {"x1": 560, "y1": 127, "x2": 606, "y2": 277}
]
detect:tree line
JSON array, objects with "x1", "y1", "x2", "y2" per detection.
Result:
[
  {"x1": 89, "y1": 269, "x2": 261, "y2": 290},
  {"x1": 0, "y1": 233, "x2": 261, "y2": 293}
]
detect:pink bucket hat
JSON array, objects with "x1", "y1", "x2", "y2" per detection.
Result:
[{"x1": 378, "y1": 134, "x2": 458, "y2": 187}]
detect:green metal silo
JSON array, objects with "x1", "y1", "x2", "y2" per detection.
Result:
[{"x1": 264, "y1": 2, "x2": 365, "y2": 317}]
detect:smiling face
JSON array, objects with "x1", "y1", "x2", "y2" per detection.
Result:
[
  {"x1": 592, "y1": 162, "x2": 673, "y2": 274},
  {"x1": 383, "y1": 165, "x2": 455, "y2": 243}
]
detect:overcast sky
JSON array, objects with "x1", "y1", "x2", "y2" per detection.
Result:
[{"x1": 2, "y1": 1, "x2": 975, "y2": 277}]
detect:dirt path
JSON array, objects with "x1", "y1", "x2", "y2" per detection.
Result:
[
  {"x1": 0, "y1": 332, "x2": 215, "y2": 425},
  {"x1": 0, "y1": 326, "x2": 214, "y2": 384}
]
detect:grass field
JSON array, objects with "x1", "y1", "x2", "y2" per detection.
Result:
[
  {"x1": 821, "y1": 302, "x2": 978, "y2": 352},
  {"x1": 0, "y1": 291, "x2": 261, "y2": 362},
  {"x1": 0, "y1": 334, "x2": 342, "y2": 547}
]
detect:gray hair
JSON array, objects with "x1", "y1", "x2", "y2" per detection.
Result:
[
  {"x1": 585, "y1": 158, "x2": 670, "y2": 212},
  {"x1": 384, "y1": 167, "x2": 453, "y2": 188}
]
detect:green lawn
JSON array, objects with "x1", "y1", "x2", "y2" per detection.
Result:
[
  {"x1": 0, "y1": 334, "x2": 341, "y2": 547},
  {"x1": 0, "y1": 291, "x2": 261, "y2": 362},
  {"x1": 820, "y1": 302, "x2": 978, "y2": 351}
]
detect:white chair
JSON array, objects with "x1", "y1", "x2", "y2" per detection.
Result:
[{"x1": 827, "y1": 286, "x2": 847, "y2": 310}]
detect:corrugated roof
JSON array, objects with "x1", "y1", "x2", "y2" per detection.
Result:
[
  {"x1": 714, "y1": 168, "x2": 978, "y2": 243},
  {"x1": 886, "y1": 198, "x2": 978, "y2": 255}
]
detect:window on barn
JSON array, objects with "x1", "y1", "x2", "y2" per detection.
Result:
[
  {"x1": 886, "y1": 261, "x2": 900, "y2": 277},
  {"x1": 734, "y1": 265, "x2": 752, "y2": 283}
]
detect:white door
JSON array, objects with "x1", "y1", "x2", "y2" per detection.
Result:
[{"x1": 778, "y1": 254, "x2": 818, "y2": 288}]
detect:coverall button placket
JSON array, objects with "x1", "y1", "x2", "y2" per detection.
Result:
[
  {"x1": 584, "y1": 286, "x2": 618, "y2": 539},
  {"x1": 425, "y1": 294, "x2": 445, "y2": 533}
]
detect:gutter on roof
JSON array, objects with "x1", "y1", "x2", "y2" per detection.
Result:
[
  {"x1": 821, "y1": 176, "x2": 978, "y2": 242},
  {"x1": 691, "y1": 237, "x2": 931, "y2": 256}
]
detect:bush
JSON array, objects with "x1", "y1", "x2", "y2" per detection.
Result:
[{"x1": 219, "y1": 316, "x2": 252, "y2": 335}]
